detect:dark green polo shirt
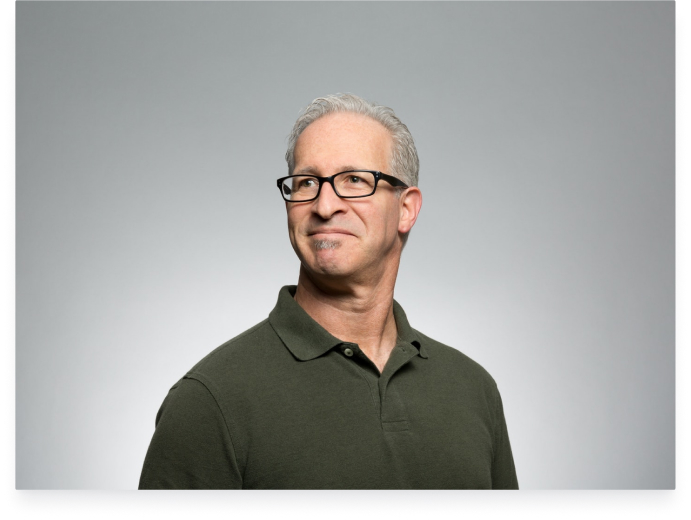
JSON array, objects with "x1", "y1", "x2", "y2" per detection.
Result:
[{"x1": 139, "y1": 286, "x2": 518, "y2": 489}]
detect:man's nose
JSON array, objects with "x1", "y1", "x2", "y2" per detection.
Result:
[{"x1": 312, "y1": 181, "x2": 347, "y2": 219}]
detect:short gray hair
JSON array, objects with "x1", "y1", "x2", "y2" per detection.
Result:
[{"x1": 285, "y1": 93, "x2": 419, "y2": 187}]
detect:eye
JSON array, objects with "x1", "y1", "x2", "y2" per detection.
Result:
[
  {"x1": 347, "y1": 175, "x2": 361, "y2": 183},
  {"x1": 299, "y1": 178, "x2": 316, "y2": 188}
]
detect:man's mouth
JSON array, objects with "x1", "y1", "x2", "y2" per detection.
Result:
[{"x1": 308, "y1": 228, "x2": 354, "y2": 237}]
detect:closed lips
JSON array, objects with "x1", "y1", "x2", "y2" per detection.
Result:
[{"x1": 309, "y1": 229, "x2": 354, "y2": 236}]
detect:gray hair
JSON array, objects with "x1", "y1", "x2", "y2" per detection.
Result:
[{"x1": 285, "y1": 93, "x2": 419, "y2": 187}]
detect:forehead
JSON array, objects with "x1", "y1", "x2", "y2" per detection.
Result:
[{"x1": 293, "y1": 112, "x2": 393, "y2": 173}]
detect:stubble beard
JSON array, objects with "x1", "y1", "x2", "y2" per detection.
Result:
[{"x1": 314, "y1": 239, "x2": 341, "y2": 251}]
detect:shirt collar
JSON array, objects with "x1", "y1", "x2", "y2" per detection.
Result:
[{"x1": 268, "y1": 285, "x2": 428, "y2": 361}]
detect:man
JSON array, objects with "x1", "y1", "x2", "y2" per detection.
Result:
[{"x1": 139, "y1": 93, "x2": 518, "y2": 489}]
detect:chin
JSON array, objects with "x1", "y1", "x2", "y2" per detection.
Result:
[
  {"x1": 294, "y1": 239, "x2": 359, "y2": 278},
  {"x1": 311, "y1": 254, "x2": 350, "y2": 276},
  {"x1": 302, "y1": 249, "x2": 353, "y2": 278}
]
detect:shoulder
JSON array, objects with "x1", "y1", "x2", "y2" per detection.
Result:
[
  {"x1": 183, "y1": 318, "x2": 284, "y2": 387},
  {"x1": 414, "y1": 328, "x2": 499, "y2": 391}
]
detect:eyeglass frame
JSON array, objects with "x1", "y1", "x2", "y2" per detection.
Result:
[{"x1": 276, "y1": 170, "x2": 409, "y2": 202}]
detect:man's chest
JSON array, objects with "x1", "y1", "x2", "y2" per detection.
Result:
[{"x1": 224, "y1": 358, "x2": 496, "y2": 489}]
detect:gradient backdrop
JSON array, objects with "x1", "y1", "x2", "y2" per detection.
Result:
[{"x1": 16, "y1": 1, "x2": 674, "y2": 489}]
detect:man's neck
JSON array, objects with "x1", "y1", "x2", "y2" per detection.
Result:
[{"x1": 293, "y1": 265, "x2": 399, "y2": 373}]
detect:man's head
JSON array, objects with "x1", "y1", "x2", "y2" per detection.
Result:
[{"x1": 282, "y1": 94, "x2": 422, "y2": 288}]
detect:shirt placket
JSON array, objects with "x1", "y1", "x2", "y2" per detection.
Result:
[{"x1": 339, "y1": 341, "x2": 418, "y2": 431}]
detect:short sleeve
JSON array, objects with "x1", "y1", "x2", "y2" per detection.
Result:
[
  {"x1": 491, "y1": 386, "x2": 519, "y2": 489},
  {"x1": 139, "y1": 377, "x2": 242, "y2": 489}
]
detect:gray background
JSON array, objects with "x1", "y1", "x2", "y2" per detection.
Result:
[{"x1": 16, "y1": 1, "x2": 674, "y2": 489}]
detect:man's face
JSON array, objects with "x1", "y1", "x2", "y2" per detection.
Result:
[{"x1": 287, "y1": 112, "x2": 404, "y2": 282}]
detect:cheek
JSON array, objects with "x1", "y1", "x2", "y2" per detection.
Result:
[
  {"x1": 362, "y1": 207, "x2": 398, "y2": 245},
  {"x1": 286, "y1": 209, "x2": 302, "y2": 233},
  {"x1": 381, "y1": 204, "x2": 400, "y2": 234},
  {"x1": 286, "y1": 209, "x2": 310, "y2": 249}
]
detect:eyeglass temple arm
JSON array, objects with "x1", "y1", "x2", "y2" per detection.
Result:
[{"x1": 379, "y1": 172, "x2": 409, "y2": 188}]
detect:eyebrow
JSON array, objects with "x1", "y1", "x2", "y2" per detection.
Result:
[{"x1": 294, "y1": 165, "x2": 364, "y2": 176}]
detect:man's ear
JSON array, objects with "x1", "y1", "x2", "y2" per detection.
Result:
[{"x1": 398, "y1": 187, "x2": 422, "y2": 235}]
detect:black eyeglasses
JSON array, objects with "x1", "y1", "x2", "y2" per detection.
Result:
[{"x1": 277, "y1": 170, "x2": 409, "y2": 202}]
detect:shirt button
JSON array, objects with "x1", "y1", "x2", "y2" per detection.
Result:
[{"x1": 344, "y1": 348, "x2": 354, "y2": 357}]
